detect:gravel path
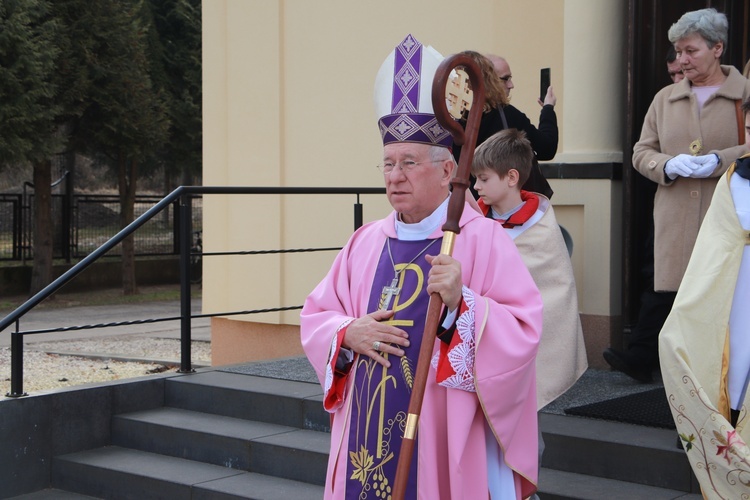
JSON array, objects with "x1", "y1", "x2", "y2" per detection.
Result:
[{"x1": 1, "y1": 337, "x2": 211, "y2": 399}]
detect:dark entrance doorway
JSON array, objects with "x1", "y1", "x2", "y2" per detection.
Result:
[{"x1": 622, "y1": 1, "x2": 750, "y2": 344}]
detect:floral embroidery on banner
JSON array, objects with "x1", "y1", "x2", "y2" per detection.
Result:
[
  {"x1": 432, "y1": 287, "x2": 476, "y2": 392},
  {"x1": 716, "y1": 429, "x2": 742, "y2": 465},
  {"x1": 668, "y1": 373, "x2": 750, "y2": 498}
]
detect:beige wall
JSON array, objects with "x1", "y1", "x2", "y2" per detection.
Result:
[
  {"x1": 203, "y1": 0, "x2": 625, "y2": 367},
  {"x1": 559, "y1": 0, "x2": 625, "y2": 163}
]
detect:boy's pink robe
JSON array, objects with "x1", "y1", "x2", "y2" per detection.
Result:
[{"x1": 301, "y1": 203, "x2": 542, "y2": 499}]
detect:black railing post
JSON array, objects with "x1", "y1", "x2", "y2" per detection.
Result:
[
  {"x1": 178, "y1": 194, "x2": 194, "y2": 373},
  {"x1": 22, "y1": 183, "x2": 30, "y2": 265},
  {"x1": 13, "y1": 196, "x2": 21, "y2": 260},
  {"x1": 172, "y1": 199, "x2": 181, "y2": 255},
  {"x1": 354, "y1": 194, "x2": 363, "y2": 230},
  {"x1": 7, "y1": 321, "x2": 27, "y2": 397},
  {"x1": 62, "y1": 171, "x2": 72, "y2": 263}
]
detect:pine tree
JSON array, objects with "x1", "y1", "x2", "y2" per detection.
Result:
[
  {"x1": 1, "y1": 0, "x2": 198, "y2": 296},
  {"x1": 148, "y1": 0, "x2": 202, "y2": 187},
  {"x1": 0, "y1": 0, "x2": 61, "y2": 164},
  {"x1": 72, "y1": 0, "x2": 170, "y2": 295},
  {"x1": 0, "y1": 0, "x2": 63, "y2": 295}
]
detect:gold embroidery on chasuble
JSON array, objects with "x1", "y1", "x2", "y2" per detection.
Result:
[{"x1": 346, "y1": 238, "x2": 438, "y2": 498}]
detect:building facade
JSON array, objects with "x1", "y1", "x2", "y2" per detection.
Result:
[{"x1": 201, "y1": 0, "x2": 750, "y2": 369}]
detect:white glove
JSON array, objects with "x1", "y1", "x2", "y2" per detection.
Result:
[
  {"x1": 664, "y1": 154, "x2": 694, "y2": 180},
  {"x1": 689, "y1": 154, "x2": 719, "y2": 178}
]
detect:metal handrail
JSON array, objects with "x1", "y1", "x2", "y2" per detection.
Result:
[
  {"x1": 14, "y1": 306, "x2": 305, "y2": 336},
  {"x1": 2, "y1": 185, "x2": 385, "y2": 396}
]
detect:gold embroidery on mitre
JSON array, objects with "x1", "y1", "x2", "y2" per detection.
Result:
[{"x1": 689, "y1": 139, "x2": 703, "y2": 155}]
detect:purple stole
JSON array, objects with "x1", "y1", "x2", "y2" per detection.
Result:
[{"x1": 345, "y1": 237, "x2": 441, "y2": 499}]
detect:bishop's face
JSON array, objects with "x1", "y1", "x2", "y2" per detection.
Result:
[{"x1": 382, "y1": 143, "x2": 453, "y2": 224}]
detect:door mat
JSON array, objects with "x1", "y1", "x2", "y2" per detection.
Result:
[
  {"x1": 219, "y1": 356, "x2": 319, "y2": 384},
  {"x1": 564, "y1": 388, "x2": 676, "y2": 429}
]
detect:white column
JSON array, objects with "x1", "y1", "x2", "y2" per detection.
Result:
[{"x1": 558, "y1": 0, "x2": 625, "y2": 163}]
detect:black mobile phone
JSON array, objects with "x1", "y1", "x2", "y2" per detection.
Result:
[{"x1": 540, "y1": 68, "x2": 551, "y2": 102}]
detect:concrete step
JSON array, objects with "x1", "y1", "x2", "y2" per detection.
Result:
[
  {"x1": 7, "y1": 490, "x2": 101, "y2": 499},
  {"x1": 37, "y1": 369, "x2": 702, "y2": 498},
  {"x1": 540, "y1": 413, "x2": 699, "y2": 493},
  {"x1": 51, "y1": 446, "x2": 324, "y2": 500},
  {"x1": 165, "y1": 371, "x2": 329, "y2": 432},
  {"x1": 538, "y1": 468, "x2": 703, "y2": 500},
  {"x1": 112, "y1": 407, "x2": 329, "y2": 485},
  {"x1": 161, "y1": 372, "x2": 699, "y2": 493}
]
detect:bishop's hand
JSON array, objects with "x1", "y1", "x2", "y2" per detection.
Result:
[
  {"x1": 343, "y1": 309, "x2": 410, "y2": 368},
  {"x1": 425, "y1": 254, "x2": 462, "y2": 311}
]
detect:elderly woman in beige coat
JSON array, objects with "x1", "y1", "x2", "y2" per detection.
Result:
[{"x1": 604, "y1": 8, "x2": 750, "y2": 382}]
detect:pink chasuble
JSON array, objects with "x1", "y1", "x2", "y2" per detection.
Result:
[
  {"x1": 346, "y1": 237, "x2": 441, "y2": 499},
  {"x1": 301, "y1": 206, "x2": 542, "y2": 500}
]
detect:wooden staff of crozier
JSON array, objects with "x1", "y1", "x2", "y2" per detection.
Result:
[{"x1": 392, "y1": 54, "x2": 486, "y2": 499}]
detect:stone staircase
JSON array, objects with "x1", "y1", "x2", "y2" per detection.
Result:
[
  {"x1": 538, "y1": 413, "x2": 700, "y2": 499},
  {"x1": 45, "y1": 371, "x2": 327, "y2": 499},
  {"x1": 11, "y1": 370, "x2": 701, "y2": 499}
]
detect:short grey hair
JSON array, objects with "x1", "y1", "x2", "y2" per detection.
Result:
[
  {"x1": 429, "y1": 145, "x2": 453, "y2": 163},
  {"x1": 668, "y1": 8, "x2": 728, "y2": 47},
  {"x1": 428, "y1": 145, "x2": 456, "y2": 178}
]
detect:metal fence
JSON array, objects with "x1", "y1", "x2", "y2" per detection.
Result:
[
  {"x1": 2, "y1": 185, "x2": 386, "y2": 397},
  {"x1": 0, "y1": 191, "x2": 202, "y2": 262}
]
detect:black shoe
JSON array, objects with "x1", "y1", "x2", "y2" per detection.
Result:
[{"x1": 603, "y1": 348, "x2": 653, "y2": 383}]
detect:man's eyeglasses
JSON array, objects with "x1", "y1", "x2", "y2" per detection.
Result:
[{"x1": 376, "y1": 159, "x2": 443, "y2": 175}]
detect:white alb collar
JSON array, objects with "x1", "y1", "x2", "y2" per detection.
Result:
[{"x1": 395, "y1": 196, "x2": 450, "y2": 241}]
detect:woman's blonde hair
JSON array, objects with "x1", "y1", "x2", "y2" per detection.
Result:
[{"x1": 459, "y1": 50, "x2": 509, "y2": 113}]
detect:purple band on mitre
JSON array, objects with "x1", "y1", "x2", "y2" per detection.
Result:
[
  {"x1": 378, "y1": 113, "x2": 452, "y2": 147},
  {"x1": 391, "y1": 34, "x2": 422, "y2": 114}
]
